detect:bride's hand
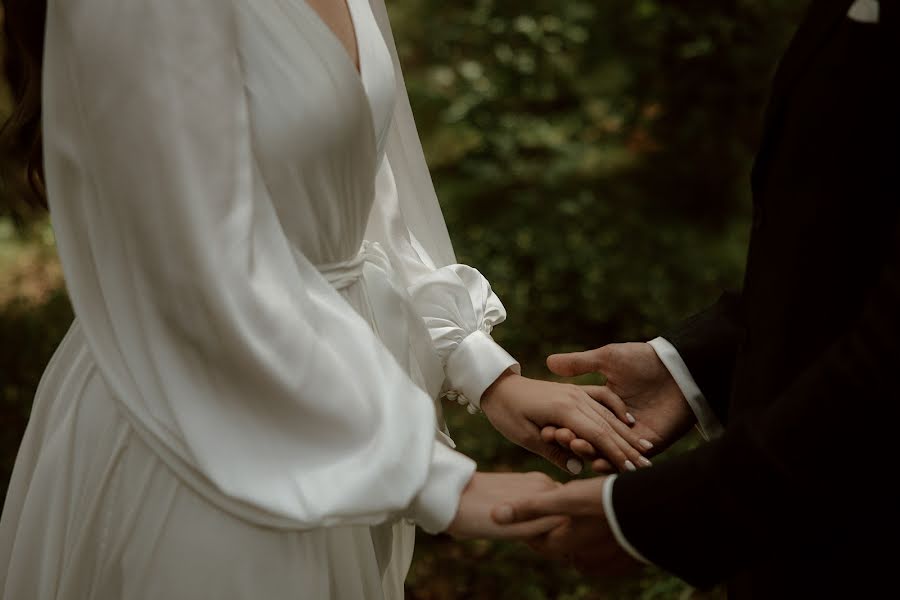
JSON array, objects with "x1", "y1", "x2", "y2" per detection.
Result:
[
  {"x1": 479, "y1": 371, "x2": 652, "y2": 475},
  {"x1": 445, "y1": 471, "x2": 569, "y2": 540}
]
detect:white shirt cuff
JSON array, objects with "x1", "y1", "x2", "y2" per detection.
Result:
[
  {"x1": 647, "y1": 337, "x2": 724, "y2": 440},
  {"x1": 602, "y1": 475, "x2": 652, "y2": 565},
  {"x1": 445, "y1": 330, "x2": 520, "y2": 410},
  {"x1": 405, "y1": 439, "x2": 477, "y2": 534}
]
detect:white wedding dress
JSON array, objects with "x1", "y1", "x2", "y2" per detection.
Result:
[{"x1": 0, "y1": 0, "x2": 521, "y2": 598}]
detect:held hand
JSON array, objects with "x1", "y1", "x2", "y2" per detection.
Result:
[
  {"x1": 542, "y1": 343, "x2": 695, "y2": 472},
  {"x1": 480, "y1": 371, "x2": 651, "y2": 475},
  {"x1": 446, "y1": 471, "x2": 569, "y2": 540},
  {"x1": 492, "y1": 477, "x2": 641, "y2": 576}
]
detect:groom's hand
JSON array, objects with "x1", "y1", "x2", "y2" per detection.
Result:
[
  {"x1": 542, "y1": 344, "x2": 695, "y2": 471},
  {"x1": 446, "y1": 471, "x2": 569, "y2": 540},
  {"x1": 492, "y1": 477, "x2": 641, "y2": 576}
]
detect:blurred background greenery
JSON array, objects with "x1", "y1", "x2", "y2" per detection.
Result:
[{"x1": 1, "y1": 0, "x2": 809, "y2": 598}]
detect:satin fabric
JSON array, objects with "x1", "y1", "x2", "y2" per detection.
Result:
[{"x1": 0, "y1": 0, "x2": 519, "y2": 598}]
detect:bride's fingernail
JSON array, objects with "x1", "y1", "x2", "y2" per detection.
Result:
[
  {"x1": 640, "y1": 439, "x2": 654, "y2": 450},
  {"x1": 639, "y1": 457, "x2": 652, "y2": 467},
  {"x1": 567, "y1": 458, "x2": 583, "y2": 475},
  {"x1": 624, "y1": 460, "x2": 637, "y2": 472},
  {"x1": 626, "y1": 413, "x2": 636, "y2": 424}
]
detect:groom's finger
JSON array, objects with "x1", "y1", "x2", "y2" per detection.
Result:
[
  {"x1": 550, "y1": 431, "x2": 615, "y2": 472},
  {"x1": 546, "y1": 348, "x2": 607, "y2": 377},
  {"x1": 493, "y1": 490, "x2": 576, "y2": 524},
  {"x1": 590, "y1": 458, "x2": 615, "y2": 473},
  {"x1": 550, "y1": 428, "x2": 595, "y2": 459},
  {"x1": 548, "y1": 428, "x2": 600, "y2": 462},
  {"x1": 552, "y1": 429, "x2": 597, "y2": 459},
  {"x1": 570, "y1": 438, "x2": 596, "y2": 458},
  {"x1": 537, "y1": 440, "x2": 584, "y2": 475},
  {"x1": 494, "y1": 515, "x2": 572, "y2": 541},
  {"x1": 527, "y1": 425, "x2": 584, "y2": 474},
  {"x1": 494, "y1": 480, "x2": 606, "y2": 525},
  {"x1": 553, "y1": 427, "x2": 576, "y2": 445},
  {"x1": 541, "y1": 426, "x2": 558, "y2": 443},
  {"x1": 543, "y1": 427, "x2": 595, "y2": 457}
]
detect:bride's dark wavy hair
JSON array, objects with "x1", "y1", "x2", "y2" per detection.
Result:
[{"x1": 0, "y1": 0, "x2": 48, "y2": 212}]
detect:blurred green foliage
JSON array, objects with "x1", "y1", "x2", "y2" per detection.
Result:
[
  {"x1": 1, "y1": 0, "x2": 808, "y2": 598},
  {"x1": 393, "y1": 0, "x2": 805, "y2": 361}
]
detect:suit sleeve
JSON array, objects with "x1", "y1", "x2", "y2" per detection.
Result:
[
  {"x1": 612, "y1": 217, "x2": 900, "y2": 587},
  {"x1": 664, "y1": 291, "x2": 745, "y2": 423},
  {"x1": 612, "y1": 8, "x2": 900, "y2": 587}
]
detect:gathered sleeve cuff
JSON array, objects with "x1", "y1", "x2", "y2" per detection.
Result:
[
  {"x1": 409, "y1": 265, "x2": 520, "y2": 411},
  {"x1": 405, "y1": 440, "x2": 477, "y2": 534}
]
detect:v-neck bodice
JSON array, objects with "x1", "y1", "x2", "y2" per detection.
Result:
[
  {"x1": 233, "y1": 0, "x2": 398, "y2": 265},
  {"x1": 300, "y1": 0, "x2": 396, "y2": 161},
  {"x1": 345, "y1": 0, "x2": 397, "y2": 161}
]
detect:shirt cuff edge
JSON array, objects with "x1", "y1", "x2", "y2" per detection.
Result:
[
  {"x1": 647, "y1": 337, "x2": 724, "y2": 440},
  {"x1": 603, "y1": 475, "x2": 654, "y2": 566},
  {"x1": 445, "y1": 330, "x2": 519, "y2": 409}
]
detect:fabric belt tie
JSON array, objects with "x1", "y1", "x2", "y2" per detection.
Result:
[{"x1": 317, "y1": 242, "x2": 447, "y2": 409}]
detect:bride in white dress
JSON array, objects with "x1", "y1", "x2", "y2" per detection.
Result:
[{"x1": 0, "y1": 0, "x2": 651, "y2": 598}]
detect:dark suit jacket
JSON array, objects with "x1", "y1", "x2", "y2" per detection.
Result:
[{"x1": 612, "y1": 0, "x2": 899, "y2": 597}]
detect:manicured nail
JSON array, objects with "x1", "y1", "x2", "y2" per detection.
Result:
[
  {"x1": 624, "y1": 460, "x2": 637, "y2": 472},
  {"x1": 626, "y1": 413, "x2": 636, "y2": 424},
  {"x1": 494, "y1": 505, "x2": 514, "y2": 524},
  {"x1": 567, "y1": 458, "x2": 583, "y2": 475},
  {"x1": 640, "y1": 439, "x2": 654, "y2": 450},
  {"x1": 639, "y1": 457, "x2": 652, "y2": 467}
]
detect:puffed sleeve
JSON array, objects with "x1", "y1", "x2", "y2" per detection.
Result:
[
  {"x1": 42, "y1": 0, "x2": 474, "y2": 534},
  {"x1": 365, "y1": 159, "x2": 520, "y2": 412},
  {"x1": 408, "y1": 262, "x2": 520, "y2": 411}
]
